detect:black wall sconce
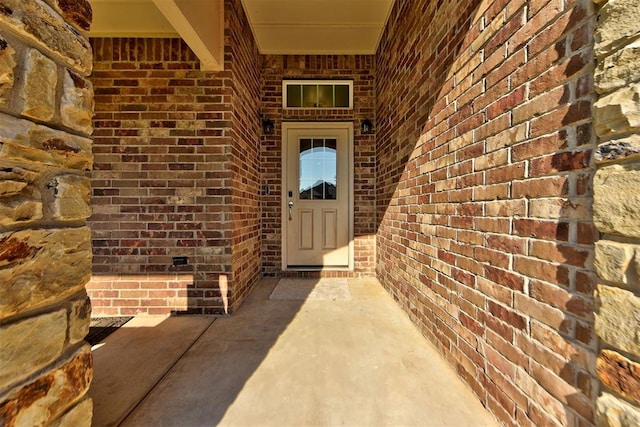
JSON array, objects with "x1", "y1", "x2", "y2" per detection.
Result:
[
  {"x1": 262, "y1": 117, "x2": 275, "y2": 135},
  {"x1": 360, "y1": 119, "x2": 373, "y2": 135}
]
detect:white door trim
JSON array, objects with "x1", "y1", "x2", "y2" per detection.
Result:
[{"x1": 281, "y1": 122, "x2": 354, "y2": 271}]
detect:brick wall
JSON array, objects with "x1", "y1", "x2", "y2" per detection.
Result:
[
  {"x1": 376, "y1": 0, "x2": 598, "y2": 425},
  {"x1": 87, "y1": 0, "x2": 260, "y2": 315},
  {"x1": 228, "y1": 0, "x2": 261, "y2": 308},
  {"x1": 592, "y1": 0, "x2": 640, "y2": 424},
  {"x1": 0, "y1": 0, "x2": 94, "y2": 424},
  {"x1": 260, "y1": 55, "x2": 376, "y2": 277}
]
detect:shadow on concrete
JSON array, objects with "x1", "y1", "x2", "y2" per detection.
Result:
[
  {"x1": 94, "y1": 277, "x2": 497, "y2": 427},
  {"x1": 89, "y1": 314, "x2": 217, "y2": 426},
  {"x1": 86, "y1": 317, "x2": 133, "y2": 346},
  {"x1": 89, "y1": 278, "x2": 310, "y2": 427},
  {"x1": 116, "y1": 278, "x2": 308, "y2": 426}
]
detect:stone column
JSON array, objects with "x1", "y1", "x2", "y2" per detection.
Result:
[
  {"x1": 0, "y1": 0, "x2": 94, "y2": 425},
  {"x1": 592, "y1": 0, "x2": 640, "y2": 425}
]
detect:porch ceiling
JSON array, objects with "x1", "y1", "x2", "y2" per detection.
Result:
[
  {"x1": 240, "y1": 0, "x2": 395, "y2": 54},
  {"x1": 90, "y1": 0, "x2": 395, "y2": 57},
  {"x1": 90, "y1": 0, "x2": 179, "y2": 38}
]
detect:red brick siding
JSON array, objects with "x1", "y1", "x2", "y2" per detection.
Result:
[
  {"x1": 376, "y1": 0, "x2": 598, "y2": 426},
  {"x1": 87, "y1": 0, "x2": 261, "y2": 315},
  {"x1": 260, "y1": 55, "x2": 376, "y2": 277},
  {"x1": 228, "y1": 0, "x2": 262, "y2": 307}
]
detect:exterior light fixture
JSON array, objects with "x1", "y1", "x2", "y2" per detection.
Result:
[
  {"x1": 262, "y1": 117, "x2": 275, "y2": 135},
  {"x1": 360, "y1": 119, "x2": 373, "y2": 134}
]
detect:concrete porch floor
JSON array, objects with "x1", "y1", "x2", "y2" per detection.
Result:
[{"x1": 90, "y1": 278, "x2": 498, "y2": 426}]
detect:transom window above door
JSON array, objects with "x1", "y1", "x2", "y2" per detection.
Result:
[{"x1": 283, "y1": 80, "x2": 353, "y2": 109}]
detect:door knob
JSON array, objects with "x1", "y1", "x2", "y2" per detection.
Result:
[{"x1": 288, "y1": 200, "x2": 293, "y2": 220}]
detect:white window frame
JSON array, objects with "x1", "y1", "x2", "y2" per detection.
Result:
[{"x1": 282, "y1": 80, "x2": 354, "y2": 110}]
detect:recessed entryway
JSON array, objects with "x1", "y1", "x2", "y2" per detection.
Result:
[{"x1": 282, "y1": 122, "x2": 354, "y2": 271}]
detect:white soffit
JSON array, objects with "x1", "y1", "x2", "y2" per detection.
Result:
[
  {"x1": 91, "y1": 0, "x2": 179, "y2": 37},
  {"x1": 240, "y1": 0, "x2": 396, "y2": 54},
  {"x1": 90, "y1": 0, "x2": 224, "y2": 71},
  {"x1": 90, "y1": 0, "x2": 395, "y2": 60}
]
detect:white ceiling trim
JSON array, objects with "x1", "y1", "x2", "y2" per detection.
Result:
[
  {"x1": 252, "y1": 24, "x2": 385, "y2": 29},
  {"x1": 239, "y1": 0, "x2": 264, "y2": 53},
  {"x1": 252, "y1": 26, "x2": 385, "y2": 55}
]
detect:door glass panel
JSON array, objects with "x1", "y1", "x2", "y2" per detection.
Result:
[
  {"x1": 300, "y1": 138, "x2": 312, "y2": 154},
  {"x1": 299, "y1": 138, "x2": 337, "y2": 200}
]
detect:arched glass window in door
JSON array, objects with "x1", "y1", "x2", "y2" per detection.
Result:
[{"x1": 299, "y1": 138, "x2": 337, "y2": 200}]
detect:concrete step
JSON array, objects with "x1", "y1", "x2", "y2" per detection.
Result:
[{"x1": 89, "y1": 315, "x2": 216, "y2": 427}]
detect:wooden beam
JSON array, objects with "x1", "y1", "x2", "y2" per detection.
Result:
[{"x1": 151, "y1": 0, "x2": 224, "y2": 71}]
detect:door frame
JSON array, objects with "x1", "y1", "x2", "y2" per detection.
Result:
[{"x1": 281, "y1": 121, "x2": 354, "y2": 271}]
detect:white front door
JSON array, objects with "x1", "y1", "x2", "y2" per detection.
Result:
[{"x1": 282, "y1": 123, "x2": 353, "y2": 269}]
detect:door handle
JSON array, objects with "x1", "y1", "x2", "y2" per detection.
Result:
[{"x1": 288, "y1": 200, "x2": 294, "y2": 221}]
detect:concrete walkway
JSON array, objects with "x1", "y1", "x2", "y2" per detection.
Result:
[{"x1": 90, "y1": 278, "x2": 497, "y2": 426}]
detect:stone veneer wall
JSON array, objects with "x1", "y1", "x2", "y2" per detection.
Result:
[
  {"x1": 592, "y1": 0, "x2": 640, "y2": 424},
  {"x1": 260, "y1": 55, "x2": 376, "y2": 278},
  {"x1": 87, "y1": 0, "x2": 260, "y2": 315},
  {"x1": 376, "y1": 0, "x2": 598, "y2": 425},
  {"x1": 0, "y1": 0, "x2": 94, "y2": 425}
]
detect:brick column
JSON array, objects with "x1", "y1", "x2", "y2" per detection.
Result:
[
  {"x1": 0, "y1": 0, "x2": 94, "y2": 425},
  {"x1": 592, "y1": 0, "x2": 640, "y2": 424}
]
